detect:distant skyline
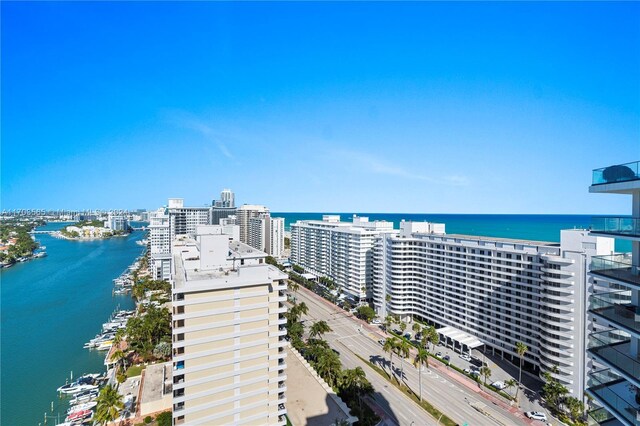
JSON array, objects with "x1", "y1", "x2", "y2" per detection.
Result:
[{"x1": 2, "y1": 2, "x2": 639, "y2": 214}]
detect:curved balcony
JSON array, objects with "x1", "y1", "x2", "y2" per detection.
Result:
[
  {"x1": 589, "y1": 292, "x2": 640, "y2": 336},
  {"x1": 541, "y1": 254, "x2": 574, "y2": 265},
  {"x1": 590, "y1": 216, "x2": 640, "y2": 239},
  {"x1": 590, "y1": 254, "x2": 640, "y2": 289}
]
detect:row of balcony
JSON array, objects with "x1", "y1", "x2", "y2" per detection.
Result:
[
  {"x1": 591, "y1": 217, "x2": 640, "y2": 238},
  {"x1": 587, "y1": 330, "x2": 640, "y2": 385},
  {"x1": 586, "y1": 369, "x2": 640, "y2": 426}
]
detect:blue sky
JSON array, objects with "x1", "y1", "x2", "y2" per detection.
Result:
[{"x1": 2, "y1": 2, "x2": 639, "y2": 213}]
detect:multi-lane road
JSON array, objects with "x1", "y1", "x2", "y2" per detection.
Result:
[{"x1": 292, "y1": 286, "x2": 542, "y2": 426}]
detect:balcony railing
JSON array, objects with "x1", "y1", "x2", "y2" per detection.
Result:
[
  {"x1": 591, "y1": 217, "x2": 640, "y2": 237},
  {"x1": 587, "y1": 369, "x2": 640, "y2": 426},
  {"x1": 589, "y1": 291, "x2": 640, "y2": 335},
  {"x1": 592, "y1": 161, "x2": 640, "y2": 185},
  {"x1": 588, "y1": 330, "x2": 640, "y2": 382},
  {"x1": 591, "y1": 255, "x2": 640, "y2": 288}
]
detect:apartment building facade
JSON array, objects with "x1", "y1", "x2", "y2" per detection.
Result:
[
  {"x1": 373, "y1": 221, "x2": 612, "y2": 398},
  {"x1": 148, "y1": 207, "x2": 172, "y2": 281},
  {"x1": 171, "y1": 225, "x2": 288, "y2": 425},
  {"x1": 168, "y1": 198, "x2": 211, "y2": 240},
  {"x1": 237, "y1": 205, "x2": 270, "y2": 244},
  {"x1": 585, "y1": 160, "x2": 640, "y2": 426},
  {"x1": 248, "y1": 214, "x2": 285, "y2": 257},
  {"x1": 290, "y1": 215, "x2": 394, "y2": 301}
]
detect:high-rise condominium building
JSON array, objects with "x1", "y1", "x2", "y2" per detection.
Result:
[
  {"x1": 373, "y1": 220, "x2": 612, "y2": 398},
  {"x1": 148, "y1": 207, "x2": 171, "y2": 280},
  {"x1": 107, "y1": 214, "x2": 129, "y2": 232},
  {"x1": 168, "y1": 198, "x2": 211, "y2": 240},
  {"x1": 248, "y1": 214, "x2": 285, "y2": 257},
  {"x1": 237, "y1": 205, "x2": 270, "y2": 244},
  {"x1": 212, "y1": 189, "x2": 237, "y2": 225},
  {"x1": 290, "y1": 215, "x2": 395, "y2": 301},
  {"x1": 585, "y1": 160, "x2": 640, "y2": 426},
  {"x1": 171, "y1": 225, "x2": 288, "y2": 426}
]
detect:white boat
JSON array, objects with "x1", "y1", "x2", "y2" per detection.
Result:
[
  {"x1": 69, "y1": 390, "x2": 99, "y2": 405},
  {"x1": 67, "y1": 401, "x2": 97, "y2": 414},
  {"x1": 57, "y1": 383, "x2": 98, "y2": 394},
  {"x1": 96, "y1": 340, "x2": 113, "y2": 351}
]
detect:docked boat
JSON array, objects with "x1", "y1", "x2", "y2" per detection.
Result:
[
  {"x1": 66, "y1": 401, "x2": 97, "y2": 414},
  {"x1": 65, "y1": 409, "x2": 92, "y2": 422},
  {"x1": 57, "y1": 382, "x2": 98, "y2": 394},
  {"x1": 96, "y1": 340, "x2": 113, "y2": 351},
  {"x1": 69, "y1": 389, "x2": 99, "y2": 405}
]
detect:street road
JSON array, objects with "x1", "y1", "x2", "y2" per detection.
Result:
[{"x1": 292, "y1": 287, "x2": 540, "y2": 426}]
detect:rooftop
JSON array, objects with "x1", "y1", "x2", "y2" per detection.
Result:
[{"x1": 418, "y1": 233, "x2": 559, "y2": 247}]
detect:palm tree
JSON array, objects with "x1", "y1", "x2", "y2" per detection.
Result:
[
  {"x1": 412, "y1": 322, "x2": 421, "y2": 335},
  {"x1": 426, "y1": 326, "x2": 439, "y2": 351},
  {"x1": 94, "y1": 384, "x2": 124, "y2": 425},
  {"x1": 341, "y1": 367, "x2": 372, "y2": 412},
  {"x1": 288, "y1": 280, "x2": 299, "y2": 294},
  {"x1": 515, "y1": 341, "x2": 528, "y2": 402},
  {"x1": 384, "y1": 315, "x2": 393, "y2": 331},
  {"x1": 383, "y1": 337, "x2": 398, "y2": 379},
  {"x1": 504, "y1": 378, "x2": 517, "y2": 399},
  {"x1": 480, "y1": 365, "x2": 492, "y2": 387},
  {"x1": 396, "y1": 338, "x2": 411, "y2": 381},
  {"x1": 316, "y1": 349, "x2": 342, "y2": 387},
  {"x1": 399, "y1": 322, "x2": 407, "y2": 334},
  {"x1": 413, "y1": 348, "x2": 429, "y2": 401},
  {"x1": 309, "y1": 320, "x2": 332, "y2": 340}
]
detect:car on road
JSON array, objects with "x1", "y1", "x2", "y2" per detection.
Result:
[
  {"x1": 378, "y1": 339, "x2": 385, "y2": 345},
  {"x1": 525, "y1": 412, "x2": 548, "y2": 421},
  {"x1": 372, "y1": 318, "x2": 381, "y2": 324},
  {"x1": 492, "y1": 381, "x2": 506, "y2": 390},
  {"x1": 460, "y1": 353, "x2": 471, "y2": 361}
]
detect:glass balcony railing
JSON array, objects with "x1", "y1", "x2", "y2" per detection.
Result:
[
  {"x1": 587, "y1": 369, "x2": 640, "y2": 426},
  {"x1": 591, "y1": 217, "x2": 640, "y2": 237},
  {"x1": 588, "y1": 330, "x2": 640, "y2": 382},
  {"x1": 591, "y1": 255, "x2": 640, "y2": 288},
  {"x1": 592, "y1": 161, "x2": 640, "y2": 185},
  {"x1": 589, "y1": 291, "x2": 640, "y2": 334}
]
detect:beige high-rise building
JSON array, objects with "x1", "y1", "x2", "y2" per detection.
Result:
[
  {"x1": 237, "y1": 204, "x2": 269, "y2": 244},
  {"x1": 171, "y1": 225, "x2": 288, "y2": 426}
]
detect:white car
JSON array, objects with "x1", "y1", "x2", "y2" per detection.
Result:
[
  {"x1": 491, "y1": 381, "x2": 506, "y2": 390},
  {"x1": 372, "y1": 319, "x2": 381, "y2": 324},
  {"x1": 525, "y1": 412, "x2": 547, "y2": 421},
  {"x1": 460, "y1": 353, "x2": 471, "y2": 361}
]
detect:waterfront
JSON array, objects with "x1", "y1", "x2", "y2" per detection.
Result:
[
  {"x1": 0, "y1": 222, "x2": 145, "y2": 426},
  {"x1": 275, "y1": 213, "x2": 631, "y2": 251}
]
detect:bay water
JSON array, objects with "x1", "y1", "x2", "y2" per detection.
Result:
[
  {"x1": 0, "y1": 214, "x2": 630, "y2": 425},
  {"x1": 1, "y1": 222, "x2": 145, "y2": 425}
]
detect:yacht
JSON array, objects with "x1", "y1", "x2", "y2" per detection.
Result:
[{"x1": 66, "y1": 401, "x2": 97, "y2": 414}]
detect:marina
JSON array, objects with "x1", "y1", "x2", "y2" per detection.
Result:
[{"x1": 0, "y1": 221, "x2": 146, "y2": 426}]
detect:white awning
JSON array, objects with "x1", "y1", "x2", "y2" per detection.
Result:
[
  {"x1": 437, "y1": 326, "x2": 484, "y2": 349},
  {"x1": 301, "y1": 273, "x2": 317, "y2": 280}
]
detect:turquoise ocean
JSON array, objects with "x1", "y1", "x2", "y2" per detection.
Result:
[
  {"x1": 1, "y1": 222, "x2": 145, "y2": 426},
  {"x1": 0, "y1": 214, "x2": 630, "y2": 425}
]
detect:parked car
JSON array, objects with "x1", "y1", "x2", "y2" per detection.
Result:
[
  {"x1": 463, "y1": 368, "x2": 471, "y2": 374},
  {"x1": 378, "y1": 339, "x2": 385, "y2": 346},
  {"x1": 393, "y1": 328, "x2": 402, "y2": 335},
  {"x1": 460, "y1": 353, "x2": 471, "y2": 361},
  {"x1": 404, "y1": 332, "x2": 412, "y2": 340},
  {"x1": 372, "y1": 318, "x2": 381, "y2": 324},
  {"x1": 414, "y1": 332, "x2": 422, "y2": 340},
  {"x1": 492, "y1": 381, "x2": 506, "y2": 390},
  {"x1": 443, "y1": 355, "x2": 450, "y2": 362},
  {"x1": 436, "y1": 352, "x2": 442, "y2": 358},
  {"x1": 470, "y1": 370, "x2": 480, "y2": 377},
  {"x1": 525, "y1": 412, "x2": 548, "y2": 421}
]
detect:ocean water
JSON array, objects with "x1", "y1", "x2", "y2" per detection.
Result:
[
  {"x1": 273, "y1": 213, "x2": 630, "y2": 252},
  {"x1": 0, "y1": 222, "x2": 145, "y2": 426}
]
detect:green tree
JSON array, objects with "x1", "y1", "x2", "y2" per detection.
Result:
[
  {"x1": 383, "y1": 337, "x2": 398, "y2": 379},
  {"x1": 480, "y1": 366, "x2": 492, "y2": 386},
  {"x1": 413, "y1": 348, "x2": 430, "y2": 402},
  {"x1": 542, "y1": 367, "x2": 568, "y2": 409},
  {"x1": 412, "y1": 323, "x2": 421, "y2": 335},
  {"x1": 94, "y1": 384, "x2": 124, "y2": 425},
  {"x1": 288, "y1": 280, "x2": 300, "y2": 294},
  {"x1": 309, "y1": 320, "x2": 332, "y2": 340},
  {"x1": 316, "y1": 349, "x2": 342, "y2": 388},
  {"x1": 356, "y1": 306, "x2": 375, "y2": 323},
  {"x1": 340, "y1": 367, "x2": 373, "y2": 413},
  {"x1": 155, "y1": 411, "x2": 172, "y2": 426},
  {"x1": 515, "y1": 341, "x2": 528, "y2": 402},
  {"x1": 396, "y1": 338, "x2": 411, "y2": 381},
  {"x1": 399, "y1": 322, "x2": 407, "y2": 334},
  {"x1": 504, "y1": 378, "x2": 517, "y2": 399}
]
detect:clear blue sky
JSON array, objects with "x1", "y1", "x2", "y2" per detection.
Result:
[{"x1": 2, "y1": 1, "x2": 639, "y2": 214}]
